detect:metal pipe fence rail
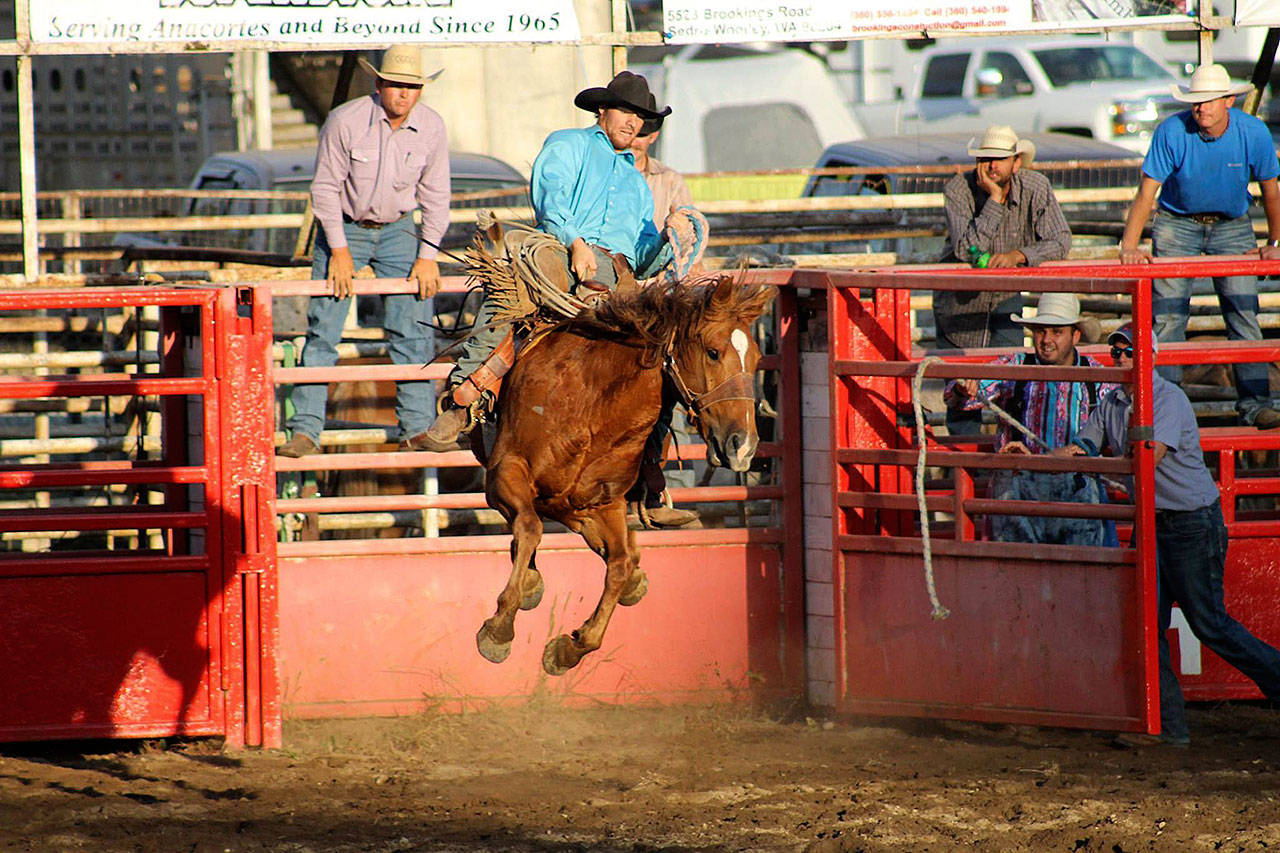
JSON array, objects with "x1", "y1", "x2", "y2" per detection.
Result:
[{"x1": 0, "y1": 159, "x2": 1158, "y2": 276}]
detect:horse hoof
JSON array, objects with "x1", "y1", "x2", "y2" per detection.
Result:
[
  {"x1": 619, "y1": 571, "x2": 648, "y2": 607},
  {"x1": 541, "y1": 634, "x2": 575, "y2": 676},
  {"x1": 520, "y1": 569, "x2": 544, "y2": 611},
  {"x1": 476, "y1": 624, "x2": 512, "y2": 664}
]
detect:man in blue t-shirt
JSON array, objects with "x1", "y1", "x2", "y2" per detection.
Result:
[{"x1": 1118, "y1": 63, "x2": 1280, "y2": 429}]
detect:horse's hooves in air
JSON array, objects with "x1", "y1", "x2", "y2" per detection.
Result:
[
  {"x1": 476, "y1": 623, "x2": 512, "y2": 664},
  {"x1": 541, "y1": 634, "x2": 576, "y2": 676},
  {"x1": 619, "y1": 570, "x2": 648, "y2": 607},
  {"x1": 519, "y1": 569, "x2": 545, "y2": 611}
]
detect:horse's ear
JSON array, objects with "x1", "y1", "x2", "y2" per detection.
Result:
[
  {"x1": 710, "y1": 275, "x2": 735, "y2": 307},
  {"x1": 742, "y1": 285, "x2": 778, "y2": 320}
]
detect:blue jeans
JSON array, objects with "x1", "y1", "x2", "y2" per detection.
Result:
[
  {"x1": 448, "y1": 244, "x2": 620, "y2": 385},
  {"x1": 1151, "y1": 213, "x2": 1271, "y2": 423},
  {"x1": 1155, "y1": 500, "x2": 1280, "y2": 740},
  {"x1": 988, "y1": 470, "x2": 1114, "y2": 546},
  {"x1": 287, "y1": 216, "x2": 435, "y2": 441}
]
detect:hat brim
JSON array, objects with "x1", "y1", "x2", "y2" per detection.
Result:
[
  {"x1": 968, "y1": 138, "x2": 1035, "y2": 165},
  {"x1": 1011, "y1": 314, "x2": 1083, "y2": 326},
  {"x1": 574, "y1": 87, "x2": 671, "y2": 120},
  {"x1": 357, "y1": 55, "x2": 441, "y2": 86},
  {"x1": 1170, "y1": 81, "x2": 1253, "y2": 102}
]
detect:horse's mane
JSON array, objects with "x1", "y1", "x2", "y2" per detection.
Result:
[{"x1": 567, "y1": 275, "x2": 774, "y2": 355}]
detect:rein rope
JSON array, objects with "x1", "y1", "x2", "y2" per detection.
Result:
[
  {"x1": 912, "y1": 357, "x2": 951, "y2": 621},
  {"x1": 663, "y1": 206, "x2": 709, "y2": 284}
]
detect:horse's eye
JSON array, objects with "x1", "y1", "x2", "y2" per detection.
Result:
[{"x1": 706, "y1": 348, "x2": 720, "y2": 361}]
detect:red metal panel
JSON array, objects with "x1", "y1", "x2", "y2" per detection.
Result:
[
  {"x1": 1178, "y1": 537, "x2": 1280, "y2": 700},
  {"x1": 214, "y1": 286, "x2": 282, "y2": 748},
  {"x1": 0, "y1": 571, "x2": 219, "y2": 741},
  {"x1": 839, "y1": 552, "x2": 1147, "y2": 729},
  {"x1": 277, "y1": 545, "x2": 786, "y2": 716}
]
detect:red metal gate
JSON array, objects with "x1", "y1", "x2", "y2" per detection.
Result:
[
  {"x1": 0, "y1": 285, "x2": 279, "y2": 747},
  {"x1": 826, "y1": 257, "x2": 1280, "y2": 733}
]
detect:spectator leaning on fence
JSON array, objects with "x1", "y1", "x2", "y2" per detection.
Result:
[
  {"x1": 944, "y1": 292, "x2": 1118, "y2": 546},
  {"x1": 1055, "y1": 322, "x2": 1280, "y2": 747},
  {"x1": 1118, "y1": 62, "x2": 1280, "y2": 431},
  {"x1": 279, "y1": 45, "x2": 451, "y2": 458},
  {"x1": 937, "y1": 125, "x2": 1072, "y2": 436}
]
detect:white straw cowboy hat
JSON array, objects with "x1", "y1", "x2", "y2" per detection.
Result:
[
  {"x1": 967, "y1": 125, "x2": 1036, "y2": 167},
  {"x1": 1171, "y1": 63, "x2": 1253, "y2": 103},
  {"x1": 358, "y1": 45, "x2": 443, "y2": 86},
  {"x1": 1011, "y1": 292, "x2": 1083, "y2": 326}
]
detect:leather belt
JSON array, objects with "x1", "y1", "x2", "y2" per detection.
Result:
[
  {"x1": 343, "y1": 213, "x2": 407, "y2": 229},
  {"x1": 1170, "y1": 211, "x2": 1229, "y2": 225}
]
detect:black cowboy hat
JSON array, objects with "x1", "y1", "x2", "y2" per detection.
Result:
[
  {"x1": 638, "y1": 94, "x2": 665, "y2": 135},
  {"x1": 574, "y1": 71, "x2": 671, "y2": 121}
]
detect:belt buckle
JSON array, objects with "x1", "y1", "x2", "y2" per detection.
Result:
[{"x1": 357, "y1": 219, "x2": 383, "y2": 230}]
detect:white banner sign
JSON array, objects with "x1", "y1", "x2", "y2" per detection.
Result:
[
  {"x1": 663, "y1": 0, "x2": 1193, "y2": 42},
  {"x1": 1236, "y1": 0, "x2": 1280, "y2": 25},
  {"x1": 663, "y1": 0, "x2": 1031, "y2": 42},
  {"x1": 30, "y1": 0, "x2": 580, "y2": 45}
]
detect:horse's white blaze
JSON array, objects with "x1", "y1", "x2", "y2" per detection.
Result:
[{"x1": 730, "y1": 328, "x2": 749, "y2": 372}]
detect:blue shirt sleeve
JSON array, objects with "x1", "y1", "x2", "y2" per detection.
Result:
[
  {"x1": 531, "y1": 130, "x2": 586, "y2": 249},
  {"x1": 1244, "y1": 111, "x2": 1280, "y2": 182}
]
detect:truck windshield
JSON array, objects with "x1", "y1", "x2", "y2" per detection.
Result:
[{"x1": 1032, "y1": 46, "x2": 1172, "y2": 87}]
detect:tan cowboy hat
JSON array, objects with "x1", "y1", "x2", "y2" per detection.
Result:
[
  {"x1": 357, "y1": 45, "x2": 443, "y2": 86},
  {"x1": 1011, "y1": 292, "x2": 1083, "y2": 327},
  {"x1": 1171, "y1": 63, "x2": 1253, "y2": 103},
  {"x1": 574, "y1": 71, "x2": 671, "y2": 121},
  {"x1": 966, "y1": 125, "x2": 1036, "y2": 167}
]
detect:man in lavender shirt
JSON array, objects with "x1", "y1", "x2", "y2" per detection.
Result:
[{"x1": 279, "y1": 45, "x2": 451, "y2": 457}]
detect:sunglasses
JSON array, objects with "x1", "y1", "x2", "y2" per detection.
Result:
[{"x1": 1110, "y1": 345, "x2": 1134, "y2": 359}]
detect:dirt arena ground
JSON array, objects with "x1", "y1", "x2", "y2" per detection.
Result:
[{"x1": 2, "y1": 701, "x2": 1279, "y2": 852}]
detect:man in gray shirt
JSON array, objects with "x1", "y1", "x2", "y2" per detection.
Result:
[
  {"x1": 279, "y1": 45, "x2": 451, "y2": 457},
  {"x1": 938, "y1": 125, "x2": 1072, "y2": 435},
  {"x1": 1057, "y1": 322, "x2": 1280, "y2": 745}
]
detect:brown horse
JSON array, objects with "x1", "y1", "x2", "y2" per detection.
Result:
[{"x1": 475, "y1": 275, "x2": 776, "y2": 675}]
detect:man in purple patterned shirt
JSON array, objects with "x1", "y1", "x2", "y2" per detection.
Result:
[{"x1": 944, "y1": 292, "x2": 1117, "y2": 545}]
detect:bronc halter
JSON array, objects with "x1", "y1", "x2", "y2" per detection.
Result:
[{"x1": 660, "y1": 325, "x2": 756, "y2": 430}]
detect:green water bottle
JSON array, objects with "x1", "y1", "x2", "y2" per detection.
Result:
[{"x1": 967, "y1": 245, "x2": 991, "y2": 269}]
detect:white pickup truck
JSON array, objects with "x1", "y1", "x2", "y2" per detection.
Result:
[{"x1": 852, "y1": 37, "x2": 1186, "y2": 154}]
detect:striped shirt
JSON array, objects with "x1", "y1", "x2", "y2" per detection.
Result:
[
  {"x1": 943, "y1": 350, "x2": 1117, "y2": 451},
  {"x1": 937, "y1": 169, "x2": 1072, "y2": 348},
  {"x1": 311, "y1": 93, "x2": 451, "y2": 261}
]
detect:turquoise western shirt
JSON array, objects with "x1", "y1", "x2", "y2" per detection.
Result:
[{"x1": 531, "y1": 125, "x2": 662, "y2": 271}]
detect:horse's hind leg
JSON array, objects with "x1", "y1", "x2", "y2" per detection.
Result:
[
  {"x1": 543, "y1": 501, "x2": 632, "y2": 675},
  {"x1": 477, "y1": 463, "x2": 543, "y2": 664},
  {"x1": 618, "y1": 526, "x2": 646, "y2": 607}
]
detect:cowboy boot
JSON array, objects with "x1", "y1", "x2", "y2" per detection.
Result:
[
  {"x1": 641, "y1": 491, "x2": 700, "y2": 529},
  {"x1": 403, "y1": 403, "x2": 471, "y2": 452}
]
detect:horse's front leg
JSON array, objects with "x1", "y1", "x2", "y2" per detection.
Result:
[
  {"x1": 543, "y1": 500, "x2": 632, "y2": 676},
  {"x1": 477, "y1": 461, "x2": 545, "y2": 664}
]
